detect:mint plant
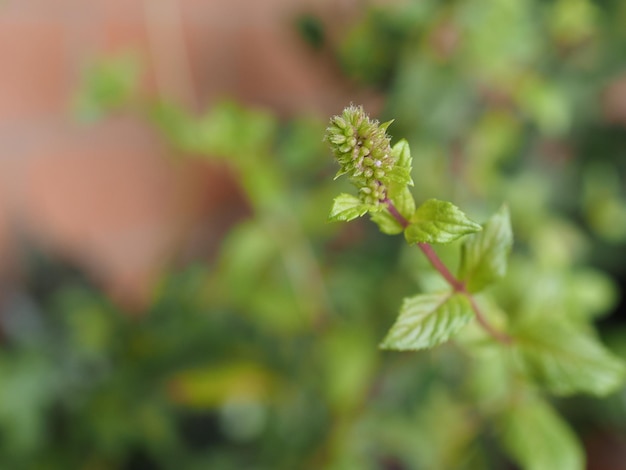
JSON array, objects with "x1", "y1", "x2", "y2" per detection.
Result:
[
  {"x1": 72, "y1": 50, "x2": 626, "y2": 468},
  {"x1": 326, "y1": 105, "x2": 626, "y2": 470}
]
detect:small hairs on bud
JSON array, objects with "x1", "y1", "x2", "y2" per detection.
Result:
[{"x1": 325, "y1": 105, "x2": 395, "y2": 208}]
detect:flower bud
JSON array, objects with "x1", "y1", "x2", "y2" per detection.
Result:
[{"x1": 325, "y1": 105, "x2": 395, "y2": 207}]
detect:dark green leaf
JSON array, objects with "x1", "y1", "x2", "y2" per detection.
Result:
[
  {"x1": 513, "y1": 319, "x2": 626, "y2": 396},
  {"x1": 404, "y1": 199, "x2": 482, "y2": 245},
  {"x1": 380, "y1": 293, "x2": 473, "y2": 350},
  {"x1": 501, "y1": 398, "x2": 584, "y2": 470},
  {"x1": 459, "y1": 205, "x2": 512, "y2": 292}
]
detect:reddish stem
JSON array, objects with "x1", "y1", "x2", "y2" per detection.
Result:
[
  {"x1": 384, "y1": 198, "x2": 410, "y2": 228},
  {"x1": 467, "y1": 294, "x2": 512, "y2": 344},
  {"x1": 417, "y1": 243, "x2": 464, "y2": 291},
  {"x1": 383, "y1": 198, "x2": 511, "y2": 345}
]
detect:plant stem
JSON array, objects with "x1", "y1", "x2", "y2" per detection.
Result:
[
  {"x1": 383, "y1": 198, "x2": 511, "y2": 345},
  {"x1": 384, "y1": 199, "x2": 410, "y2": 228},
  {"x1": 417, "y1": 243, "x2": 464, "y2": 291},
  {"x1": 466, "y1": 294, "x2": 512, "y2": 344}
]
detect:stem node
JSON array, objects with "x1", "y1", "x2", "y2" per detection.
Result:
[{"x1": 385, "y1": 199, "x2": 511, "y2": 345}]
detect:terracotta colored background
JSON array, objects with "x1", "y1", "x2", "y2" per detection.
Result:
[{"x1": 0, "y1": 0, "x2": 376, "y2": 306}]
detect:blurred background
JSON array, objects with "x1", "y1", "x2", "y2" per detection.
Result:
[{"x1": 1, "y1": 0, "x2": 626, "y2": 468}]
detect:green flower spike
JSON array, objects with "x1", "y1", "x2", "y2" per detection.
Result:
[{"x1": 325, "y1": 105, "x2": 395, "y2": 207}]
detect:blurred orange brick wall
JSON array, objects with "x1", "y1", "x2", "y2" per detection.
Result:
[{"x1": 0, "y1": 0, "x2": 372, "y2": 308}]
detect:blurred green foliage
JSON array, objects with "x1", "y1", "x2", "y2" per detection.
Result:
[
  {"x1": 73, "y1": 53, "x2": 141, "y2": 121},
  {"x1": 1, "y1": 0, "x2": 626, "y2": 468}
]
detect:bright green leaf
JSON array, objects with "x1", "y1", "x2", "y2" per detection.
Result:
[
  {"x1": 329, "y1": 193, "x2": 369, "y2": 222},
  {"x1": 392, "y1": 138, "x2": 410, "y2": 167},
  {"x1": 390, "y1": 183, "x2": 416, "y2": 215},
  {"x1": 388, "y1": 139, "x2": 414, "y2": 186},
  {"x1": 459, "y1": 205, "x2": 513, "y2": 293},
  {"x1": 501, "y1": 398, "x2": 584, "y2": 470},
  {"x1": 380, "y1": 293, "x2": 473, "y2": 350},
  {"x1": 513, "y1": 319, "x2": 626, "y2": 396},
  {"x1": 404, "y1": 199, "x2": 482, "y2": 245},
  {"x1": 370, "y1": 210, "x2": 405, "y2": 235}
]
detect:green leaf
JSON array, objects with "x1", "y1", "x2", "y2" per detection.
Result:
[
  {"x1": 74, "y1": 53, "x2": 140, "y2": 121},
  {"x1": 370, "y1": 210, "x2": 404, "y2": 235},
  {"x1": 410, "y1": 387, "x2": 478, "y2": 469},
  {"x1": 380, "y1": 293, "x2": 473, "y2": 350},
  {"x1": 501, "y1": 398, "x2": 584, "y2": 470},
  {"x1": 388, "y1": 183, "x2": 415, "y2": 217},
  {"x1": 513, "y1": 319, "x2": 626, "y2": 396},
  {"x1": 197, "y1": 101, "x2": 277, "y2": 159},
  {"x1": 404, "y1": 199, "x2": 482, "y2": 245},
  {"x1": 388, "y1": 139, "x2": 414, "y2": 186},
  {"x1": 329, "y1": 193, "x2": 369, "y2": 222},
  {"x1": 150, "y1": 101, "x2": 199, "y2": 152},
  {"x1": 458, "y1": 205, "x2": 512, "y2": 293}
]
